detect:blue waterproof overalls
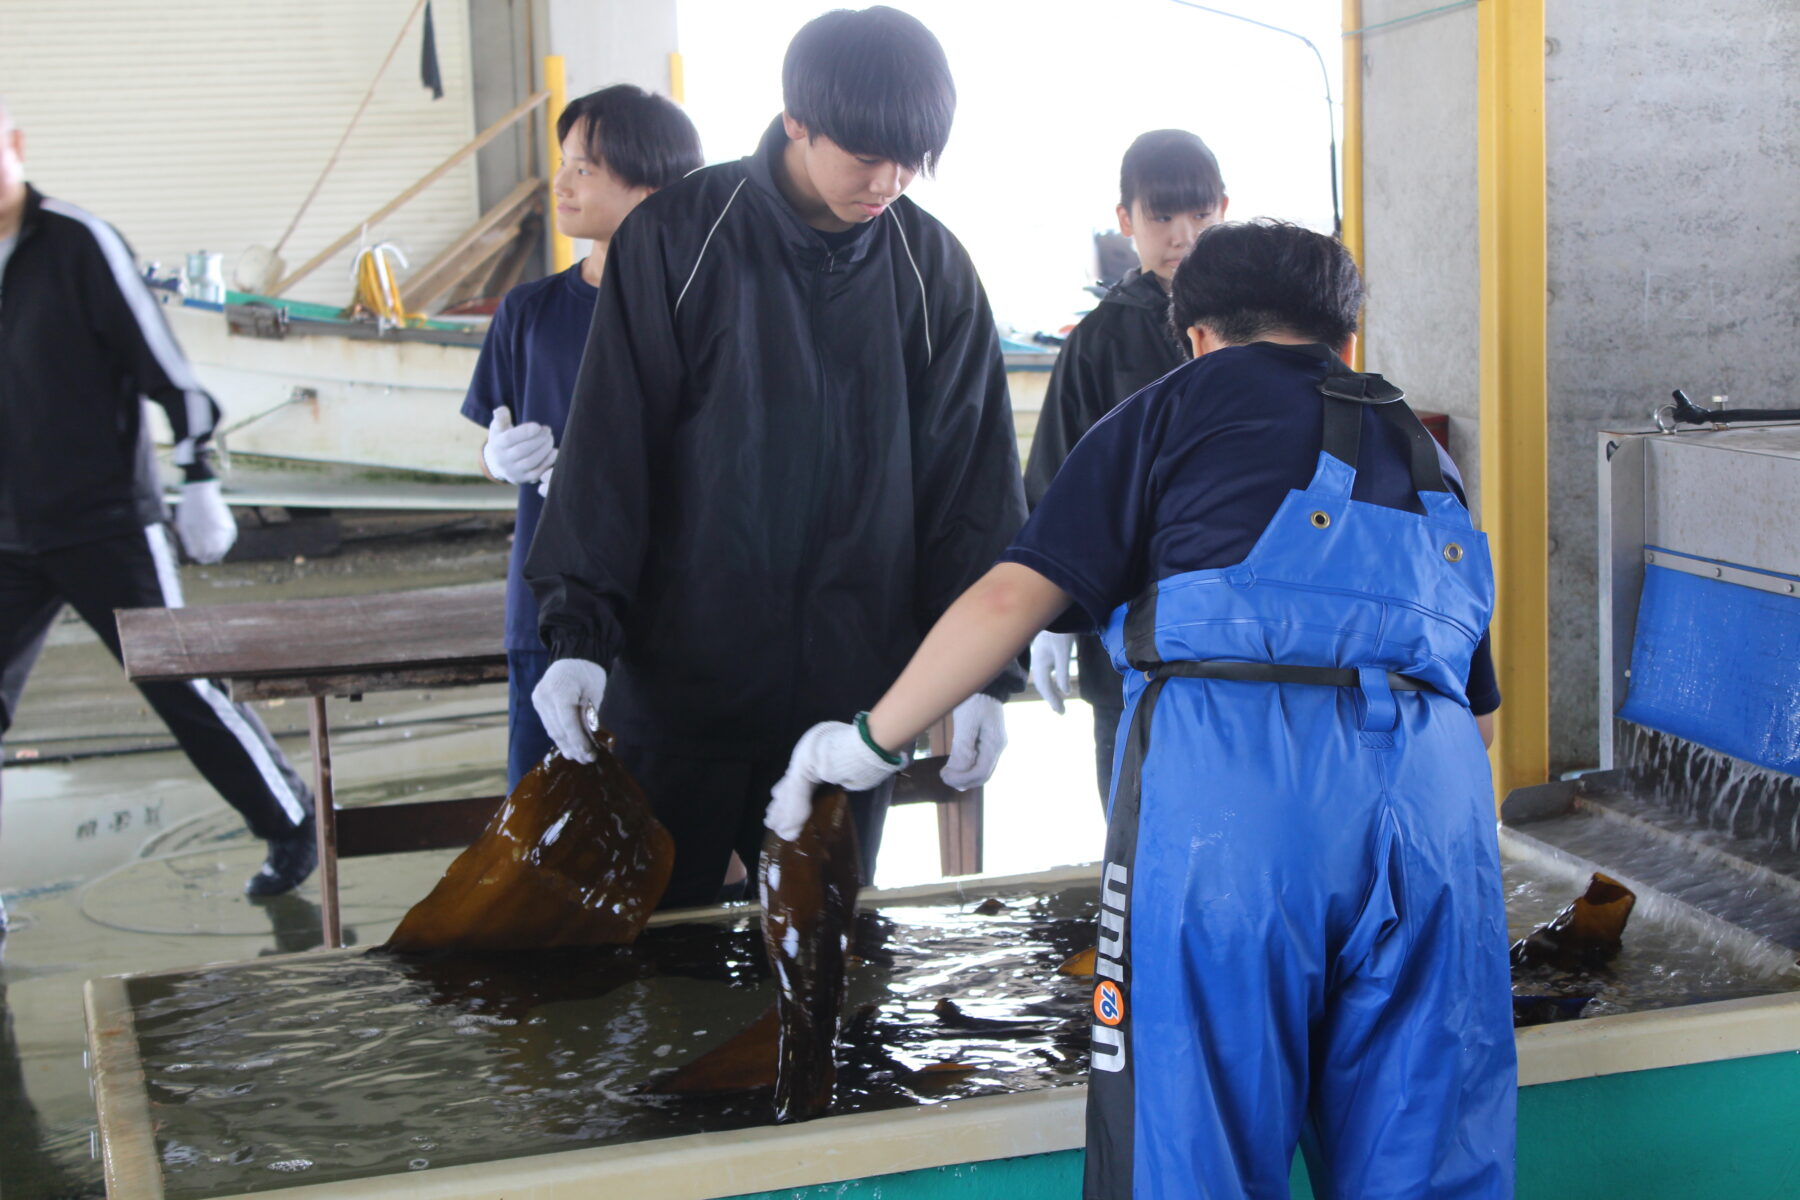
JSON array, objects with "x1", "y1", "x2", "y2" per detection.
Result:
[{"x1": 1084, "y1": 365, "x2": 1515, "y2": 1199}]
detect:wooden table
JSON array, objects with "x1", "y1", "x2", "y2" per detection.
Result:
[
  {"x1": 118, "y1": 580, "x2": 985, "y2": 948},
  {"x1": 118, "y1": 582, "x2": 510, "y2": 947}
]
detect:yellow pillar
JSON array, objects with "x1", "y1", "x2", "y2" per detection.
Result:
[
  {"x1": 543, "y1": 54, "x2": 574, "y2": 274},
  {"x1": 1341, "y1": 0, "x2": 1365, "y2": 371},
  {"x1": 1477, "y1": 0, "x2": 1550, "y2": 797},
  {"x1": 669, "y1": 51, "x2": 687, "y2": 104}
]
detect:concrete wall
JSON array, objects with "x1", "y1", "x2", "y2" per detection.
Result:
[
  {"x1": 1544, "y1": 1, "x2": 1800, "y2": 769},
  {"x1": 1358, "y1": 3, "x2": 1484, "y2": 508},
  {"x1": 1362, "y1": 1, "x2": 1800, "y2": 771}
]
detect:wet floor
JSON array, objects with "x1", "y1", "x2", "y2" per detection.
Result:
[{"x1": 0, "y1": 513, "x2": 1111, "y2": 1199}]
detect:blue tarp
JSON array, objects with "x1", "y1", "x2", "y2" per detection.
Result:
[{"x1": 1620, "y1": 552, "x2": 1800, "y2": 775}]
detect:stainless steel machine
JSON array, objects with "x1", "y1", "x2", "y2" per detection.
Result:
[{"x1": 1501, "y1": 419, "x2": 1800, "y2": 960}]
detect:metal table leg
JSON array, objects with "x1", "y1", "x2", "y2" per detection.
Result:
[{"x1": 307, "y1": 695, "x2": 341, "y2": 948}]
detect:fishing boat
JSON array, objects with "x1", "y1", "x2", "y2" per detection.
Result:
[
  {"x1": 156, "y1": 287, "x2": 507, "y2": 511},
  {"x1": 154, "y1": 284, "x2": 1059, "y2": 512}
]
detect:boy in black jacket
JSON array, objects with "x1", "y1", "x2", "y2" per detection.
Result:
[
  {"x1": 1023, "y1": 130, "x2": 1227, "y2": 805},
  {"x1": 527, "y1": 8, "x2": 1025, "y2": 905},
  {"x1": 0, "y1": 103, "x2": 315, "y2": 923}
]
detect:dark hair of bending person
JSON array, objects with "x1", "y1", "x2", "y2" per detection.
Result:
[{"x1": 1170, "y1": 218, "x2": 1363, "y2": 349}]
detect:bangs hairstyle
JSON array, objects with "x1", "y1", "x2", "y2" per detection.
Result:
[
  {"x1": 1120, "y1": 129, "x2": 1225, "y2": 216},
  {"x1": 782, "y1": 6, "x2": 955, "y2": 175},
  {"x1": 556, "y1": 84, "x2": 703, "y2": 191},
  {"x1": 1170, "y1": 219, "x2": 1363, "y2": 349}
]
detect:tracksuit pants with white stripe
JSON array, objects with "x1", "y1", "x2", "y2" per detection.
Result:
[{"x1": 0, "y1": 526, "x2": 311, "y2": 839}]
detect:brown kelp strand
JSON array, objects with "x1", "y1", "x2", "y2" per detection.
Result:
[
  {"x1": 759, "y1": 788, "x2": 863, "y2": 1123},
  {"x1": 1509, "y1": 873, "x2": 1637, "y2": 971},
  {"x1": 385, "y1": 745, "x2": 674, "y2": 953}
]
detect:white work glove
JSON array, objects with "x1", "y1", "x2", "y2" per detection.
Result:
[
  {"x1": 941, "y1": 693, "x2": 1007, "y2": 791},
  {"x1": 1029, "y1": 631, "x2": 1075, "y2": 714},
  {"x1": 766, "y1": 720, "x2": 904, "y2": 842},
  {"x1": 173, "y1": 479, "x2": 237, "y2": 563},
  {"x1": 531, "y1": 658, "x2": 608, "y2": 763},
  {"x1": 482, "y1": 405, "x2": 557, "y2": 485},
  {"x1": 536, "y1": 466, "x2": 554, "y2": 498}
]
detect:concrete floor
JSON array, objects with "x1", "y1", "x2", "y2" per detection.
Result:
[{"x1": 0, "y1": 515, "x2": 1107, "y2": 1199}]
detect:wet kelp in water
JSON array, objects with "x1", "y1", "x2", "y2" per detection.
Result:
[
  {"x1": 383, "y1": 749, "x2": 864, "y2": 1123},
  {"x1": 760, "y1": 788, "x2": 862, "y2": 1121},
  {"x1": 1510, "y1": 872, "x2": 1637, "y2": 971},
  {"x1": 385, "y1": 746, "x2": 674, "y2": 952},
  {"x1": 1509, "y1": 872, "x2": 1637, "y2": 1026},
  {"x1": 650, "y1": 787, "x2": 863, "y2": 1122},
  {"x1": 123, "y1": 891, "x2": 1101, "y2": 1195}
]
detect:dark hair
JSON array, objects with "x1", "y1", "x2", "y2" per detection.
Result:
[
  {"x1": 782, "y1": 7, "x2": 955, "y2": 175},
  {"x1": 1169, "y1": 220, "x2": 1363, "y2": 348},
  {"x1": 1120, "y1": 129, "x2": 1225, "y2": 215},
  {"x1": 556, "y1": 84, "x2": 703, "y2": 190}
]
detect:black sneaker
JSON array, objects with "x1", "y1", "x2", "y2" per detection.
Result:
[{"x1": 245, "y1": 812, "x2": 318, "y2": 897}]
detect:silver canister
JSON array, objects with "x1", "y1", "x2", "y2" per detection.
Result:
[{"x1": 183, "y1": 251, "x2": 226, "y2": 304}]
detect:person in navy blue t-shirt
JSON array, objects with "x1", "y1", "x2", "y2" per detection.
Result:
[
  {"x1": 462, "y1": 85, "x2": 701, "y2": 789},
  {"x1": 1024, "y1": 128, "x2": 1229, "y2": 806},
  {"x1": 768, "y1": 221, "x2": 1514, "y2": 1200}
]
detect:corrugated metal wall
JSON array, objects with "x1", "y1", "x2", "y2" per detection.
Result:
[{"x1": 0, "y1": 0, "x2": 481, "y2": 307}]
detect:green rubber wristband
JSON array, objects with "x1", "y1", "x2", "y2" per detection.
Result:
[{"x1": 855, "y1": 711, "x2": 904, "y2": 766}]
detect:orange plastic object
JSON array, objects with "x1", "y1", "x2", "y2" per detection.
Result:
[{"x1": 1056, "y1": 947, "x2": 1097, "y2": 977}]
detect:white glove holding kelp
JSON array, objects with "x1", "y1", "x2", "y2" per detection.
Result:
[
  {"x1": 531, "y1": 658, "x2": 609, "y2": 763},
  {"x1": 173, "y1": 479, "x2": 238, "y2": 563},
  {"x1": 1028, "y1": 631, "x2": 1075, "y2": 714},
  {"x1": 766, "y1": 716, "x2": 904, "y2": 841},
  {"x1": 482, "y1": 405, "x2": 557, "y2": 485},
  {"x1": 941, "y1": 693, "x2": 1007, "y2": 791}
]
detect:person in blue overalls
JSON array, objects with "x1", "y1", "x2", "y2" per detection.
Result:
[
  {"x1": 462, "y1": 85, "x2": 701, "y2": 790},
  {"x1": 767, "y1": 219, "x2": 1515, "y2": 1198}
]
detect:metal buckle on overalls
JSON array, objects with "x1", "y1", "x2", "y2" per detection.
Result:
[{"x1": 1356, "y1": 666, "x2": 1399, "y2": 733}]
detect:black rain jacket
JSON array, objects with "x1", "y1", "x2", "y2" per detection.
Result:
[
  {"x1": 527, "y1": 120, "x2": 1027, "y2": 756},
  {"x1": 1023, "y1": 268, "x2": 1185, "y2": 508},
  {"x1": 0, "y1": 185, "x2": 218, "y2": 553},
  {"x1": 1022, "y1": 267, "x2": 1186, "y2": 713}
]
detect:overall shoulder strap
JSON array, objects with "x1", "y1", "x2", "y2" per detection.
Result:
[{"x1": 1317, "y1": 361, "x2": 1447, "y2": 494}]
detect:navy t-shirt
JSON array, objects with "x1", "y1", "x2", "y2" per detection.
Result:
[
  {"x1": 1001, "y1": 341, "x2": 1500, "y2": 714},
  {"x1": 461, "y1": 265, "x2": 598, "y2": 650}
]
